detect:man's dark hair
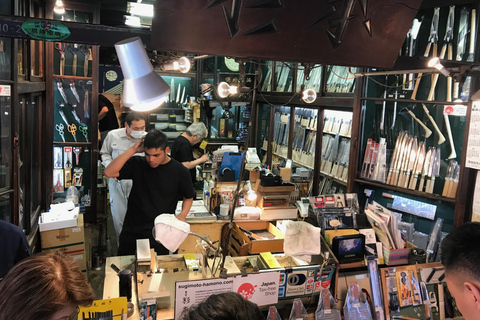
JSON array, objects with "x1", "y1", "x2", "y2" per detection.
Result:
[
  {"x1": 144, "y1": 129, "x2": 168, "y2": 150},
  {"x1": 181, "y1": 292, "x2": 264, "y2": 320},
  {"x1": 125, "y1": 112, "x2": 145, "y2": 126},
  {"x1": 441, "y1": 222, "x2": 480, "y2": 278}
]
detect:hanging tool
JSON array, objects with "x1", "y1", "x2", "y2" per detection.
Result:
[
  {"x1": 408, "y1": 141, "x2": 425, "y2": 190},
  {"x1": 455, "y1": 8, "x2": 469, "y2": 99},
  {"x1": 69, "y1": 79, "x2": 81, "y2": 103},
  {"x1": 398, "y1": 136, "x2": 414, "y2": 188},
  {"x1": 56, "y1": 80, "x2": 69, "y2": 104},
  {"x1": 79, "y1": 125, "x2": 89, "y2": 142},
  {"x1": 442, "y1": 160, "x2": 456, "y2": 197},
  {"x1": 392, "y1": 81, "x2": 398, "y2": 129},
  {"x1": 80, "y1": 44, "x2": 90, "y2": 77},
  {"x1": 54, "y1": 42, "x2": 66, "y2": 76},
  {"x1": 407, "y1": 109, "x2": 432, "y2": 138},
  {"x1": 68, "y1": 44, "x2": 78, "y2": 76},
  {"x1": 83, "y1": 81, "x2": 91, "y2": 119},
  {"x1": 55, "y1": 123, "x2": 65, "y2": 142},
  {"x1": 427, "y1": 6, "x2": 455, "y2": 101},
  {"x1": 411, "y1": 8, "x2": 439, "y2": 100},
  {"x1": 403, "y1": 18, "x2": 423, "y2": 90},
  {"x1": 68, "y1": 123, "x2": 78, "y2": 142},
  {"x1": 444, "y1": 110, "x2": 456, "y2": 159},
  {"x1": 380, "y1": 77, "x2": 387, "y2": 132},
  {"x1": 444, "y1": 6, "x2": 455, "y2": 102},
  {"x1": 73, "y1": 147, "x2": 82, "y2": 165},
  {"x1": 467, "y1": 9, "x2": 477, "y2": 62},
  {"x1": 422, "y1": 104, "x2": 445, "y2": 144}
]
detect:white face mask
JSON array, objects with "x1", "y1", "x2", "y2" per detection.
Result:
[{"x1": 130, "y1": 130, "x2": 146, "y2": 139}]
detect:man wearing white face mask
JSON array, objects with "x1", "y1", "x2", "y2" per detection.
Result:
[{"x1": 100, "y1": 112, "x2": 146, "y2": 245}]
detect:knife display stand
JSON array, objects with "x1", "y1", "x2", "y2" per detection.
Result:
[
  {"x1": 379, "y1": 262, "x2": 461, "y2": 320},
  {"x1": 47, "y1": 4, "x2": 99, "y2": 222}
]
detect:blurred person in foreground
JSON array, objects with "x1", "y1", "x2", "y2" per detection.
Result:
[{"x1": 0, "y1": 252, "x2": 95, "y2": 320}]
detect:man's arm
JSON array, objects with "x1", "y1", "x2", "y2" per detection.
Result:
[
  {"x1": 181, "y1": 154, "x2": 210, "y2": 169},
  {"x1": 104, "y1": 138, "x2": 144, "y2": 178},
  {"x1": 98, "y1": 106, "x2": 109, "y2": 121},
  {"x1": 177, "y1": 197, "x2": 193, "y2": 222},
  {"x1": 100, "y1": 133, "x2": 114, "y2": 167}
]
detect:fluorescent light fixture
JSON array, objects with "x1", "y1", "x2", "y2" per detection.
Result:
[
  {"x1": 53, "y1": 0, "x2": 65, "y2": 14},
  {"x1": 115, "y1": 37, "x2": 171, "y2": 112},
  {"x1": 302, "y1": 88, "x2": 317, "y2": 103},
  {"x1": 127, "y1": 2, "x2": 154, "y2": 18},
  {"x1": 428, "y1": 57, "x2": 451, "y2": 77},
  {"x1": 162, "y1": 57, "x2": 191, "y2": 73},
  {"x1": 124, "y1": 15, "x2": 141, "y2": 27}
]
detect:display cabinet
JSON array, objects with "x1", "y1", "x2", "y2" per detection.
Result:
[
  {"x1": 349, "y1": 2, "x2": 479, "y2": 235},
  {"x1": 46, "y1": 1, "x2": 99, "y2": 223}
]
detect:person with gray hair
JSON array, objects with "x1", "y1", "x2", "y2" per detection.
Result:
[{"x1": 171, "y1": 122, "x2": 210, "y2": 184}]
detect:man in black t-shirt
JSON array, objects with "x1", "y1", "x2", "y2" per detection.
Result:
[
  {"x1": 105, "y1": 129, "x2": 195, "y2": 256},
  {"x1": 171, "y1": 122, "x2": 210, "y2": 183},
  {"x1": 98, "y1": 94, "x2": 119, "y2": 142}
]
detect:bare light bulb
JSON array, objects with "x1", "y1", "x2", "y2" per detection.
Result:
[
  {"x1": 54, "y1": 0, "x2": 65, "y2": 14},
  {"x1": 163, "y1": 57, "x2": 191, "y2": 73},
  {"x1": 302, "y1": 89, "x2": 317, "y2": 103},
  {"x1": 428, "y1": 57, "x2": 450, "y2": 77},
  {"x1": 217, "y1": 82, "x2": 238, "y2": 98}
]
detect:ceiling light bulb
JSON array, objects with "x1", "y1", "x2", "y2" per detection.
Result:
[
  {"x1": 177, "y1": 57, "x2": 191, "y2": 73},
  {"x1": 54, "y1": 0, "x2": 65, "y2": 14},
  {"x1": 428, "y1": 57, "x2": 450, "y2": 77},
  {"x1": 302, "y1": 89, "x2": 317, "y2": 103}
]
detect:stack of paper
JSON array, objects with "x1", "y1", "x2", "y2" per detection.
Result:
[{"x1": 365, "y1": 202, "x2": 404, "y2": 250}]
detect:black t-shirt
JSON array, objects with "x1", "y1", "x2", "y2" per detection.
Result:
[
  {"x1": 118, "y1": 156, "x2": 195, "y2": 237},
  {"x1": 98, "y1": 94, "x2": 119, "y2": 133},
  {"x1": 0, "y1": 220, "x2": 31, "y2": 278},
  {"x1": 170, "y1": 135, "x2": 196, "y2": 183}
]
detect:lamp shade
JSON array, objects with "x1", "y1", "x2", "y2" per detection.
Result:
[{"x1": 114, "y1": 37, "x2": 171, "y2": 111}]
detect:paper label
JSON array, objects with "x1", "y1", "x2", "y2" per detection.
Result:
[
  {"x1": 466, "y1": 101, "x2": 480, "y2": 169},
  {"x1": 444, "y1": 105, "x2": 467, "y2": 116},
  {"x1": 0, "y1": 85, "x2": 11, "y2": 96}
]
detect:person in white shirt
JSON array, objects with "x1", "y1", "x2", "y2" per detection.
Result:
[{"x1": 100, "y1": 112, "x2": 146, "y2": 244}]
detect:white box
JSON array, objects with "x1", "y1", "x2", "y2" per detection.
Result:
[{"x1": 39, "y1": 207, "x2": 79, "y2": 232}]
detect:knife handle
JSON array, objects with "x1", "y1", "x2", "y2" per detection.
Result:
[
  {"x1": 403, "y1": 171, "x2": 412, "y2": 188},
  {"x1": 451, "y1": 181, "x2": 459, "y2": 198},
  {"x1": 425, "y1": 302, "x2": 432, "y2": 320},
  {"x1": 411, "y1": 72, "x2": 422, "y2": 100},
  {"x1": 429, "y1": 176, "x2": 436, "y2": 194},
  {"x1": 397, "y1": 172, "x2": 406, "y2": 188},
  {"x1": 409, "y1": 175, "x2": 418, "y2": 190},
  {"x1": 391, "y1": 170, "x2": 399, "y2": 186},
  {"x1": 386, "y1": 169, "x2": 393, "y2": 185},
  {"x1": 425, "y1": 177, "x2": 433, "y2": 194},
  {"x1": 442, "y1": 179, "x2": 450, "y2": 197},
  {"x1": 418, "y1": 175, "x2": 426, "y2": 192}
]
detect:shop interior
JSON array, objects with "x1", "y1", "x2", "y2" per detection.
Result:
[{"x1": 1, "y1": 0, "x2": 480, "y2": 319}]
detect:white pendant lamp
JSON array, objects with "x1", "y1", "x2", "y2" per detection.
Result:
[{"x1": 114, "y1": 37, "x2": 171, "y2": 111}]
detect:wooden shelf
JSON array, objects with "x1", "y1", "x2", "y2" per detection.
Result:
[
  {"x1": 323, "y1": 131, "x2": 351, "y2": 138},
  {"x1": 353, "y1": 178, "x2": 456, "y2": 204},
  {"x1": 319, "y1": 171, "x2": 347, "y2": 186},
  {"x1": 53, "y1": 142, "x2": 91, "y2": 146},
  {"x1": 53, "y1": 75, "x2": 92, "y2": 80}
]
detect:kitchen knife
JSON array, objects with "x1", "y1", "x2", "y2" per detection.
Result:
[
  {"x1": 420, "y1": 282, "x2": 432, "y2": 320},
  {"x1": 418, "y1": 148, "x2": 433, "y2": 192},
  {"x1": 408, "y1": 142, "x2": 425, "y2": 190},
  {"x1": 398, "y1": 136, "x2": 414, "y2": 187},
  {"x1": 387, "y1": 131, "x2": 404, "y2": 185},
  {"x1": 428, "y1": 148, "x2": 441, "y2": 193},
  {"x1": 403, "y1": 136, "x2": 417, "y2": 188}
]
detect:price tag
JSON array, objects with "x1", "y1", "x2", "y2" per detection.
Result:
[
  {"x1": 444, "y1": 105, "x2": 467, "y2": 116},
  {"x1": 199, "y1": 140, "x2": 208, "y2": 150}
]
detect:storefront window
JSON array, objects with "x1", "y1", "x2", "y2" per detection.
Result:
[{"x1": 0, "y1": 95, "x2": 12, "y2": 190}]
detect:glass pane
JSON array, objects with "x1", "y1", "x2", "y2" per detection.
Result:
[
  {"x1": 29, "y1": 97, "x2": 40, "y2": 214},
  {"x1": 161, "y1": 75, "x2": 194, "y2": 108},
  {"x1": 209, "y1": 105, "x2": 238, "y2": 139},
  {"x1": 325, "y1": 66, "x2": 356, "y2": 93},
  {"x1": 0, "y1": 38, "x2": 12, "y2": 80},
  {"x1": 260, "y1": 61, "x2": 273, "y2": 92},
  {"x1": 257, "y1": 103, "x2": 270, "y2": 161},
  {"x1": 30, "y1": 40, "x2": 44, "y2": 78},
  {"x1": 292, "y1": 107, "x2": 318, "y2": 170},
  {"x1": 54, "y1": 10, "x2": 92, "y2": 23},
  {"x1": 296, "y1": 64, "x2": 322, "y2": 92},
  {"x1": 0, "y1": 193, "x2": 12, "y2": 223},
  {"x1": 273, "y1": 62, "x2": 294, "y2": 92},
  {"x1": 318, "y1": 110, "x2": 352, "y2": 194},
  {"x1": 272, "y1": 106, "x2": 290, "y2": 158},
  {"x1": 0, "y1": 95, "x2": 12, "y2": 189}
]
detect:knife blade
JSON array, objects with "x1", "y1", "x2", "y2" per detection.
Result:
[
  {"x1": 397, "y1": 135, "x2": 413, "y2": 187},
  {"x1": 442, "y1": 160, "x2": 456, "y2": 197},
  {"x1": 408, "y1": 141, "x2": 425, "y2": 190},
  {"x1": 456, "y1": 7, "x2": 469, "y2": 61},
  {"x1": 450, "y1": 164, "x2": 460, "y2": 198},
  {"x1": 421, "y1": 282, "x2": 432, "y2": 320},
  {"x1": 445, "y1": 6, "x2": 455, "y2": 102},
  {"x1": 467, "y1": 9, "x2": 477, "y2": 62},
  {"x1": 403, "y1": 136, "x2": 418, "y2": 188},
  {"x1": 386, "y1": 131, "x2": 404, "y2": 185},
  {"x1": 392, "y1": 133, "x2": 408, "y2": 186},
  {"x1": 418, "y1": 147, "x2": 433, "y2": 192},
  {"x1": 426, "y1": 148, "x2": 440, "y2": 193}
]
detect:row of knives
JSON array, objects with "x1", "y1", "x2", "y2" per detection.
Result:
[
  {"x1": 361, "y1": 132, "x2": 460, "y2": 198},
  {"x1": 321, "y1": 135, "x2": 350, "y2": 182}
]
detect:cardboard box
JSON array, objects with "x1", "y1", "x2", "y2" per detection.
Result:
[
  {"x1": 39, "y1": 206, "x2": 79, "y2": 232},
  {"x1": 41, "y1": 214, "x2": 84, "y2": 249},
  {"x1": 43, "y1": 243, "x2": 87, "y2": 271},
  {"x1": 235, "y1": 221, "x2": 285, "y2": 254}
]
